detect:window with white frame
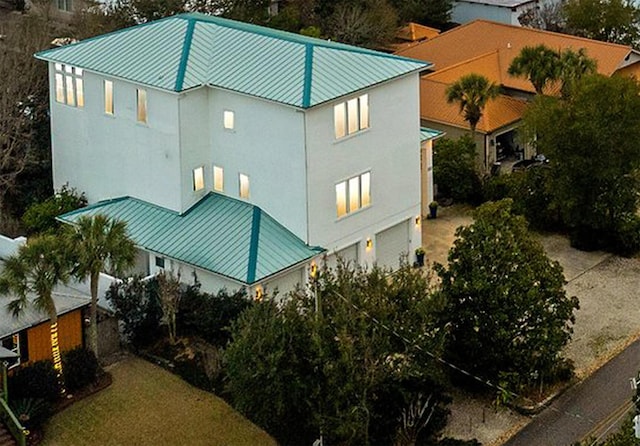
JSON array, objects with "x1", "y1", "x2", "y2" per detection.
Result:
[
  {"x1": 104, "y1": 80, "x2": 114, "y2": 115},
  {"x1": 193, "y1": 166, "x2": 205, "y2": 191},
  {"x1": 223, "y1": 110, "x2": 235, "y2": 130},
  {"x1": 213, "y1": 165, "x2": 224, "y2": 192},
  {"x1": 54, "y1": 63, "x2": 83, "y2": 108},
  {"x1": 239, "y1": 173, "x2": 250, "y2": 199},
  {"x1": 56, "y1": 0, "x2": 72, "y2": 12},
  {"x1": 1, "y1": 334, "x2": 20, "y2": 369},
  {"x1": 334, "y1": 94, "x2": 369, "y2": 139},
  {"x1": 336, "y1": 172, "x2": 371, "y2": 217},
  {"x1": 137, "y1": 88, "x2": 147, "y2": 123}
]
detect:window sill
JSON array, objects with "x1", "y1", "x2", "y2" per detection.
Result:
[
  {"x1": 333, "y1": 127, "x2": 370, "y2": 145},
  {"x1": 336, "y1": 204, "x2": 371, "y2": 222}
]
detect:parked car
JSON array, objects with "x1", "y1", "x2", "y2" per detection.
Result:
[{"x1": 512, "y1": 154, "x2": 549, "y2": 172}]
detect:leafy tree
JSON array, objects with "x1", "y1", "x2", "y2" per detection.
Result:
[
  {"x1": 157, "y1": 270, "x2": 182, "y2": 344},
  {"x1": 0, "y1": 236, "x2": 72, "y2": 383},
  {"x1": 66, "y1": 214, "x2": 136, "y2": 357},
  {"x1": 21, "y1": 185, "x2": 87, "y2": 236},
  {"x1": 324, "y1": 0, "x2": 398, "y2": 48},
  {"x1": 389, "y1": 0, "x2": 453, "y2": 28},
  {"x1": 507, "y1": 44, "x2": 561, "y2": 94},
  {"x1": 518, "y1": 1, "x2": 566, "y2": 32},
  {"x1": 436, "y1": 200, "x2": 579, "y2": 392},
  {"x1": 522, "y1": 74, "x2": 640, "y2": 254},
  {"x1": 226, "y1": 262, "x2": 450, "y2": 446},
  {"x1": 433, "y1": 135, "x2": 481, "y2": 203},
  {"x1": 558, "y1": 48, "x2": 597, "y2": 97},
  {"x1": 445, "y1": 74, "x2": 500, "y2": 135},
  {"x1": 564, "y1": 0, "x2": 640, "y2": 45}
]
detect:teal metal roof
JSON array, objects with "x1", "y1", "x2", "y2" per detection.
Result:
[
  {"x1": 420, "y1": 127, "x2": 444, "y2": 142},
  {"x1": 58, "y1": 193, "x2": 324, "y2": 284},
  {"x1": 35, "y1": 13, "x2": 431, "y2": 108}
]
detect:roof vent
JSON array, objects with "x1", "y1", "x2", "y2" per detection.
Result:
[{"x1": 507, "y1": 42, "x2": 512, "y2": 49}]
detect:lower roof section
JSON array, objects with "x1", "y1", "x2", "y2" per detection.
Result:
[{"x1": 59, "y1": 192, "x2": 324, "y2": 285}]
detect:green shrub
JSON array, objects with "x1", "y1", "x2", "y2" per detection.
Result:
[
  {"x1": 21, "y1": 184, "x2": 87, "y2": 235},
  {"x1": 178, "y1": 285, "x2": 251, "y2": 347},
  {"x1": 9, "y1": 398, "x2": 50, "y2": 431},
  {"x1": 434, "y1": 135, "x2": 482, "y2": 203},
  {"x1": 8, "y1": 360, "x2": 61, "y2": 403},
  {"x1": 62, "y1": 347, "x2": 100, "y2": 392},
  {"x1": 612, "y1": 215, "x2": 640, "y2": 257}
]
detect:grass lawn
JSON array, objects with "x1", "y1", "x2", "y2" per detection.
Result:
[{"x1": 41, "y1": 356, "x2": 277, "y2": 446}]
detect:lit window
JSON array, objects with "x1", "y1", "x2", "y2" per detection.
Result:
[
  {"x1": 336, "y1": 172, "x2": 371, "y2": 217},
  {"x1": 239, "y1": 173, "x2": 250, "y2": 199},
  {"x1": 104, "y1": 80, "x2": 113, "y2": 115},
  {"x1": 193, "y1": 166, "x2": 205, "y2": 191},
  {"x1": 334, "y1": 94, "x2": 369, "y2": 139},
  {"x1": 213, "y1": 165, "x2": 224, "y2": 192},
  {"x1": 223, "y1": 110, "x2": 235, "y2": 130},
  {"x1": 137, "y1": 88, "x2": 147, "y2": 123},
  {"x1": 54, "y1": 64, "x2": 83, "y2": 108},
  {"x1": 1, "y1": 334, "x2": 20, "y2": 369}
]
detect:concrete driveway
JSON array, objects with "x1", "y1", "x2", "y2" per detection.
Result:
[{"x1": 422, "y1": 205, "x2": 640, "y2": 445}]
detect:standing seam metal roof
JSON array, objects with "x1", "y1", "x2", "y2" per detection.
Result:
[
  {"x1": 58, "y1": 193, "x2": 324, "y2": 285},
  {"x1": 35, "y1": 13, "x2": 431, "y2": 108}
]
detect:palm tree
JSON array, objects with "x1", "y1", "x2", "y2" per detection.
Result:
[
  {"x1": 508, "y1": 45, "x2": 562, "y2": 94},
  {"x1": 66, "y1": 215, "x2": 136, "y2": 357},
  {"x1": 559, "y1": 48, "x2": 597, "y2": 97},
  {"x1": 446, "y1": 73, "x2": 500, "y2": 135},
  {"x1": 0, "y1": 235, "x2": 70, "y2": 377}
]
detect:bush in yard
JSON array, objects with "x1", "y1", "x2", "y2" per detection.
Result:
[
  {"x1": 178, "y1": 284, "x2": 251, "y2": 347},
  {"x1": 61, "y1": 347, "x2": 101, "y2": 392},
  {"x1": 106, "y1": 276, "x2": 162, "y2": 348},
  {"x1": 21, "y1": 184, "x2": 87, "y2": 235},
  {"x1": 9, "y1": 398, "x2": 50, "y2": 431},
  {"x1": 436, "y1": 199, "x2": 579, "y2": 393},
  {"x1": 8, "y1": 360, "x2": 61, "y2": 403},
  {"x1": 433, "y1": 135, "x2": 482, "y2": 203}
]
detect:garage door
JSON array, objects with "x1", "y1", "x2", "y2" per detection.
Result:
[
  {"x1": 325, "y1": 243, "x2": 359, "y2": 271},
  {"x1": 376, "y1": 220, "x2": 409, "y2": 270}
]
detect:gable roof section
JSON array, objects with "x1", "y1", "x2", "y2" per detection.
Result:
[
  {"x1": 36, "y1": 13, "x2": 430, "y2": 108},
  {"x1": 396, "y1": 20, "x2": 635, "y2": 94},
  {"x1": 420, "y1": 77, "x2": 527, "y2": 133},
  {"x1": 58, "y1": 193, "x2": 324, "y2": 285},
  {"x1": 420, "y1": 127, "x2": 445, "y2": 141},
  {"x1": 0, "y1": 285, "x2": 90, "y2": 339}
]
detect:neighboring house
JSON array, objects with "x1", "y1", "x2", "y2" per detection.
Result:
[
  {"x1": 396, "y1": 20, "x2": 640, "y2": 170},
  {"x1": 451, "y1": 0, "x2": 553, "y2": 26},
  {"x1": 0, "y1": 288, "x2": 89, "y2": 370},
  {"x1": 386, "y1": 22, "x2": 441, "y2": 53},
  {"x1": 420, "y1": 127, "x2": 444, "y2": 216},
  {"x1": 36, "y1": 13, "x2": 430, "y2": 296}
]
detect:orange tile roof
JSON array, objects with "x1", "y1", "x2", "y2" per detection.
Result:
[
  {"x1": 397, "y1": 19, "x2": 636, "y2": 94},
  {"x1": 397, "y1": 22, "x2": 441, "y2": 42},
  {"x1": 420, "y1": 77, "x2": 528, "y2": 133}
]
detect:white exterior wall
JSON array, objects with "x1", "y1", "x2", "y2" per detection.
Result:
[
  {"x1": 452, "y1": 0, "x2": 544, "y2": 25},
  {"x1": 304, "y1": 74, "x2": 422, "y2": 266},
  {"x1": 177, "y1": 88, "x2": 308, "y2": 238},
  {"x1": 49, "y1": 64, "x2": 182, "y2": 210}
]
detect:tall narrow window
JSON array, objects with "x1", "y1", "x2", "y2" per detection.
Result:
[
  {"x1": 213, "y1": 165, "x2": 224, "y2": 192},
  {"x1": 335, "y1": 172, "x2": 371, "y2": 217},
  {"x1": 104, "y1": 80, "x2": 114, "y2": 115},
  {"x1": 223, "y1": 110, "x2": 235, "y2": 130},
  {"x1": 239, "y1": 173, "x2": 250, "y2": 199},
  {"x1": 193, "y1": 166, "x2": 204, "y2": 191},
  {"x1": 54, "y1": 64, "x2": 83, "y2": 108},
  {"x1": 334, "y1": 94, "x2": 369, "y2": 139},
  {"x1": 137, "y1": 88, "x2": 147, "y2": 123}
]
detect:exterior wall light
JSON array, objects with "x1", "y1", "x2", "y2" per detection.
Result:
[{"x1": 366, "y1": 238, "x2": 373, "y2": 250}]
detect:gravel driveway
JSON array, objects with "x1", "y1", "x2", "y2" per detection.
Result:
[{"x1": 423, "y1": 206, "x2": 640, "y2": 445}]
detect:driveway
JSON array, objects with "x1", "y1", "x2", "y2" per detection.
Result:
[{"x1": 422, "y1": 205, "x2": 640, "y2": 445}]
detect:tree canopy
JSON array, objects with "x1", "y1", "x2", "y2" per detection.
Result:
[
  {"x1": 564, "y1": 0, "x2": 640, "y2": 45},
  {"x1": 445, "y1": 73, "x2": 500, "y2": 134},
  {"x1": 508, "y1": 44, "x2": 561, "y2": 94},
  {"x1": 436, "y1": 199, "x2": 579, "y2": 391}
]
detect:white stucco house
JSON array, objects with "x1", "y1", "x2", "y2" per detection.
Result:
[
  {"x1": 36, "y1": 13, "x2": 431, "y2": 297},
  {"x1": 451, "y1": 0, "x2": 557, "y2": 26}
]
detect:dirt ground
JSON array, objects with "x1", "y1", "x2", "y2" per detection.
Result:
[{"x1": 422, "y1": 205, "x2": 640, "y2": 445}]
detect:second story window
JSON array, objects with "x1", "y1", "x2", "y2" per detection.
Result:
[
  {"x1": 104, "y1": 80, "x2": 114, "y2": 115},
  {"x1": 137, "y1": 88, "x2": 147, "y2": 123},
  {"x1": 56, "y1": 0, "x2": 72, "y2": 11},
  {"x1": 213, "y1": 165, "x2": 224, "y2": 192},
  {"x1": 193, "y1": 166, "x2": 205, "y2": 191},
  {"x1": 54, "y1": 63, "x2": 83, "y2": 108},
  {"x1": 223, "y1": 110, "x2": 235, "y2": 130},
  {"x1": 239, "y1": 173, "x2": 250, "y2": 199},
  {"x1": 334, "y1": 94, "x2": 369, "y2": 139},
  {"x1": 336, "y1": 172, "x2": 371, "y2": 218}
]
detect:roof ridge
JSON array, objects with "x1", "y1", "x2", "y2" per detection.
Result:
[
  {"x1": 424, "y1": 49, "x2": 499, "y2": 77},
  {"x1": 302, "y1": 44, "x2": 314, "y2": 107},
  {"x1": 175, "y1": 16, "x2": 196, "y2": 91},
  {"x1": 246, "y1": 206, "x2": 261, "y2": 284}
]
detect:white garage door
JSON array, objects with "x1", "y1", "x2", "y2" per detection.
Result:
[
  {"x1": 325, "y1": 243, "x2": 359, "y2": 271},
  {"x1": 376, "y1": 220, "x2": 409, "y2": 270}
]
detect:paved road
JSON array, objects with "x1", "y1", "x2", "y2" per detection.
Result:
[{"x1": 505, "y1": 338, "x2": 640, "y2": 446}]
